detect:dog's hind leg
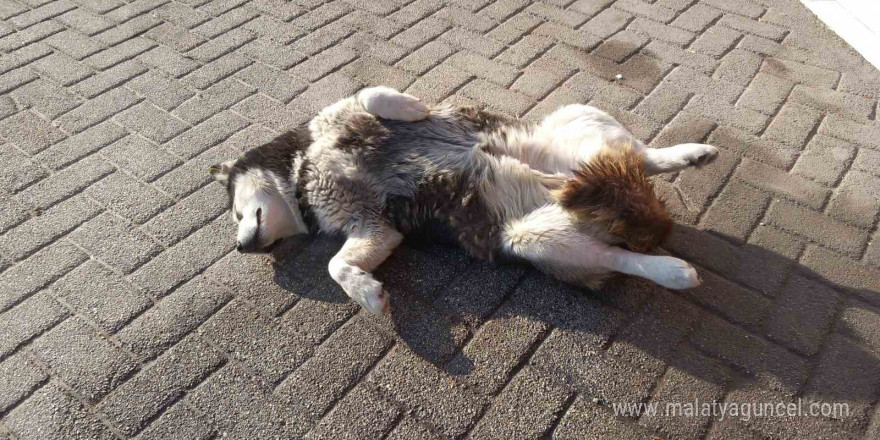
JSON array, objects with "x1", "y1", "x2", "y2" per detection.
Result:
[
  {"x1": 642, "y1": 143, "x2": 719, "y2": 175},
  {"x1": 357, "y1": 86, "x2": 430, "y2": 122},
  {"x1": 328, "y1": 222, "x2": 403, "y2": 314},
  {"x1": 501, "y1": 205, "x2": 701, "y2": 289}
]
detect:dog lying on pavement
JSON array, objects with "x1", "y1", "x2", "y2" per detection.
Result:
[{"x1": 209, "y1": 86, "x2": 719, "y2": 313}]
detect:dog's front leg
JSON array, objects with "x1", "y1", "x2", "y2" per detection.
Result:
[
  {"x1": 642, "y1": 143, "x2": 719, "y2": 175},
  {"x1": 328, "y1": 223, "x2": 403, "y2": 314},
  {"x1": 599, "y1": 246, "x2": 701, "y2": 289}
]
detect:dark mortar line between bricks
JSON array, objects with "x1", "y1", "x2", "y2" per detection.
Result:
[
  {"x1": 435, "y1": 269, "x2": 529, "y2": 377},
  {"x1": 20, "y1": 340, "x2": 131, "y2": 440},
  {"x1": 300, "y1": 335, "x2": 398, "y2": 438},
  {"x1": 117, "y1": 347, "x2": 229, "y2": 438},
  {"x1": 457, "y1": 323, "x2": 557, "y2": 438},
  {"x1": 539, "y1": 389, "x2": 579, "y2": 440}
]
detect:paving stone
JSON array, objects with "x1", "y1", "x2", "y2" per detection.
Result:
[
  {"x1": 128, "y1": 215, "x2": 234, "y2": 297},
  {"x1": 700, "y1": 179, "x2": 769, "y2": 240},
  {"x1": 173, "y1": 77, "x2": 256, "y2": 125},
  {"x1": 9, "y1": 79, "x2": 81, "y2": 119},
  {"x1": 181, "y1": 356, "x2": 302, "y2": 438},
  {"x1": 447, "y1": 51, "x2": 519, "y2": 87},
  {"x1": 764, "y1": 274, "x2": 839, "y2": 355},
  {"x1": 671, "y1": 3, "x2": 721, "y2": 32},
  {"x1": 765, "y1": 199, "x2": 868, "y2": 258},
  {"x1": 802, "y1": 334, "x2": 880, "y2": 430},
  {"x1": 0, "y1": 352, "x2": 47, "y2": 414},
  {"x1": 0, "y1": 193, "x2": 30, "y2": 234},
  {"x1": 384, "y1": 416, "x2": 443, "y2": 440},
  {"x1": 16, "y1": 155, "x2": 114, "y2": 209},
  {"x1": 153, "y1": 144, "x2": 240, "y2": 198},
  {"x1": 233, "y1": 93, "x2": 307, "y2": 131},
  {"x1": 0, "y1": 241, "x2": 86, "y2": 313},
  {"x1": 827, "y1": 170, "x2": 880, "y2": 229},
  {"x1": 680, "y1": 266, "x2": 772, "y2": 331},
  {"x1": 67, "y1": 213, "x2": 161, "y2": 275},
  {"x1": 138, "y1": 45, "x2": 201, "y2": 78},
  {"x1": 56, "y1": 7, "x2": 114, "y2": 35},
  {"x1": 0, "y1": 110, "x2": 65, "y2": 155},
  {"x1": 86, "y1": 172, "x2": 173, "y2": 224},
  {"x1": 444, "y1": 303, "x2": 547, "y2": 395},
  {"x1": 200, "y1": 299, "x2": 313, "y2": 383},
  {"x1": 713, "y1": 48, "x2": 763, "y2": 87},
  {"x1": 35, "y1": 121, "x2": 127, "y2": 172},
  {"x1": 838, "y1": 299, "x2": 880, "y2": 355},
  {"x1": 368, "y1": 344, "x2": 485, "y2": 439},
  {"x1": 800, "y1": 245, "x2": 880, "y2": 307},
  {"x1": 606, "y1": 289, "x2": 700, "y2": 375},
  {"x1": 469, "y1": 366, "x2": 572, "y2": 439},
  {"x1": 167, "y1": 110, "x2": 249, "y2": 158},
  {"x1": 0, "y1": 143, "x2": 47, "y2": 193},
  {"x1": 125, "y1": 70, "x2": 196, "y2": 111},
  {"x1": 30, "y1": 317, "x2": 138, "y2": 404},
  {"x1": 303, "y1": 385, "x2": 399, "y2": 440},
  {"x1": 0, "y1": 291, "x2": 68, "y2": 359},
  {"x1": 236, "y1": 62, "x2": 307, "y2": 103},
  {"x1": 275, "y1": 316, "x2": 392, "y2": 421},
  {"x1": 98, "y1": 336, "x2": 224, "y2": 436},
  {"x1": 134, "y1": 400, "x2": 213, "y2": 440},
  {"x1": 692, "y1": 313, "x2": 809, "y2": 393},
  {"x1": 634, "y1": 81, "x2": 691, "y2": 123},
  {"x1": 554, "y1": 396, "x2": 656, "y2": 439},
  {"x1": 116, "y1": 275, "x2": 231, "y2": 360},
  {"x1": 791, "y1": 135, "x2": 855, "y2": 186},
  {"x1": 56, "y1": 87, "x2": 141, "y2": 134},
  {"x1": 0, "y1": 195, "x2": 101, "y2": 262},
  {"x1": 4, "y1": 383, "x2": 116, "y2": 440},
  {"x1": 735, "y1": 158, "x2": 829, "y2": 209},
  {"x1": 404, "y1": 62, "x2": 472, "y2": 104},
  {"x1": 51, "y1": 260, "x2": 151, "y2": 333},
  {"x1": 638, "y1": 345, "x2": 732, "y2": 440},
  {"x1": 101, "y1": 135, "x2": 181, "y2": 182}
]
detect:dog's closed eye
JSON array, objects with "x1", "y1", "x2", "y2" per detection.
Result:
[{"x1": 256, "y1": 207, "x2": 262, "y2": 225}]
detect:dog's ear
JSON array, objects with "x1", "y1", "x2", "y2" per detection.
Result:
[{"x1": 208, "y1": 160, "x2": 235, "y2": 183}]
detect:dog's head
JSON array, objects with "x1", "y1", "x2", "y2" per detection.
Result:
[
  {"x1": 209, "y1": 135, "x2": 309, "y2": 253},
  {"x1": 554, "y1": 145, "x2": 673, "y2": 253}
]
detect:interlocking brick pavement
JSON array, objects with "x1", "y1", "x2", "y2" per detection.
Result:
[{"x1": 0, "y1": 0, "x2": 879, "y2": 439}]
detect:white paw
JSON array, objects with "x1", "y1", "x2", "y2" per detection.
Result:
[
  {"x1": 651, "y1": 257, "x2": 701, "y2": 290},
  {"x1": 349, "y1": 276, "x2": 389, "y2": 314},
  {"x1": 684, "y1": 144, "x2": 719, "y2": 168},
  {"x1": 359, "y1": 87, "x2": 429, "y2": 122}
]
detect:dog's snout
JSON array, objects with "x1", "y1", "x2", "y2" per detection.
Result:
[{"x1": 237, "y1": 235, "x2": 259, "y2": 253}]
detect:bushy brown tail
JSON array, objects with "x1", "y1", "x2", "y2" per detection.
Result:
[{"x1": 553, "y1": 145, "x2": 673, "y2": 253}]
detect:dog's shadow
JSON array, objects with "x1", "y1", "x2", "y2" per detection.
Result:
[{"x1": 270, "y1": 223, "x2": 879, "y2": 433}]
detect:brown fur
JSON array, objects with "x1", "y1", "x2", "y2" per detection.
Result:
[{"x1": 554, "y1": 144, "x2": 672, "y2": 253}]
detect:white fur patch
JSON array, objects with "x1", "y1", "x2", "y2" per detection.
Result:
[{"x1": 358, "y1": 86, "x2": 430, "y2": 122}]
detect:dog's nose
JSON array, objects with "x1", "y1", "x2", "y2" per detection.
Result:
[{"x1": 236, "y1": 241, "x2": 244, "y2": 252}]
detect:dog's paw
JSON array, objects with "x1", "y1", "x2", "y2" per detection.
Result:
[
  {"x1": 651, "y1": 257, "x2": 701, "y2": 290},
  {"x1": 684, "y1": 144, "x2": 719, "y2": 168},
  {"x1": 349, "y1": 276, "x2": 389, "y2": 314},
  {"x1": 360, "y1": 87, "x2": 429, "y2": 122}
]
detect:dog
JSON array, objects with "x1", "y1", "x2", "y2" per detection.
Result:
[{"x1": 209, "y1": 86, "x2": 719, "y2": 314}]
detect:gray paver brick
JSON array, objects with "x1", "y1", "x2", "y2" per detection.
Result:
[
  {"x1": 98, "y1": 336, "x2": 224, "y2": 436},
  {"x1": 0, "y1": 352, "x2": 47, "y2": 414},
  {"x1": 764, "y1": 274, "x2": 839, "y2": 355},
  {"x1": 86, "y1": 172, "x2": 173, "y2": 224},
  {"x1": 0, "y1": 241, "x2": 86, "y2": 313},
  {"x1": 35, "y1": 120, "x2": 128, "y2": 170},
  {"x1": 16, "y1": 154, "x2": 113, "y2": 210},
  {"x1": 67, "y1": 212, "x2": 162, "y2": 274},
  {"x1": 116, "y1": 275, "x2": 231, "y2": 360},
  {"x1": 0, "y1": 110, "x2": 65, "y2": 155},
  {"x1": 4, "y1": 383, "x2": 116, "y2": 440},
  {"x1": 100, "y1": 135, "x2": 182, "y2": 182},
  {"x1": 0, "y1": 292, "x2": 68, "y2": 359},
  {"x1": 0, "y1": 143, "x2": 47, "y2": 193},
  {"x1": 30, "y1": 317, "x2": 138, "y2": 404},
  {"x1": 827, "y1": 170, "x2": 880, "y2": 229},
  {"x1": 56, "y1": 87, "x2": 141, "y2": 134},
  {"x1": 275, "y1": 316, "x2": 393, "y2": 422},
  {"x1": 125, "y1": 70, "x2": 196, "y2": 111},
  {"x1": 9, "y1": 79, "x2": 81, "y2": 120},
  {"x1": 0, "y1": 195, "x2": 101, "y2": 262},
  {"x1": 116, "y1": 102, "x2": 189, "y2": 143},
  {"x1": 51, "y1": 260, "x2": 151, "y2": 333},
  {"x1": 368, "y1": 344, "x2": 485, "y2": 439}
]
